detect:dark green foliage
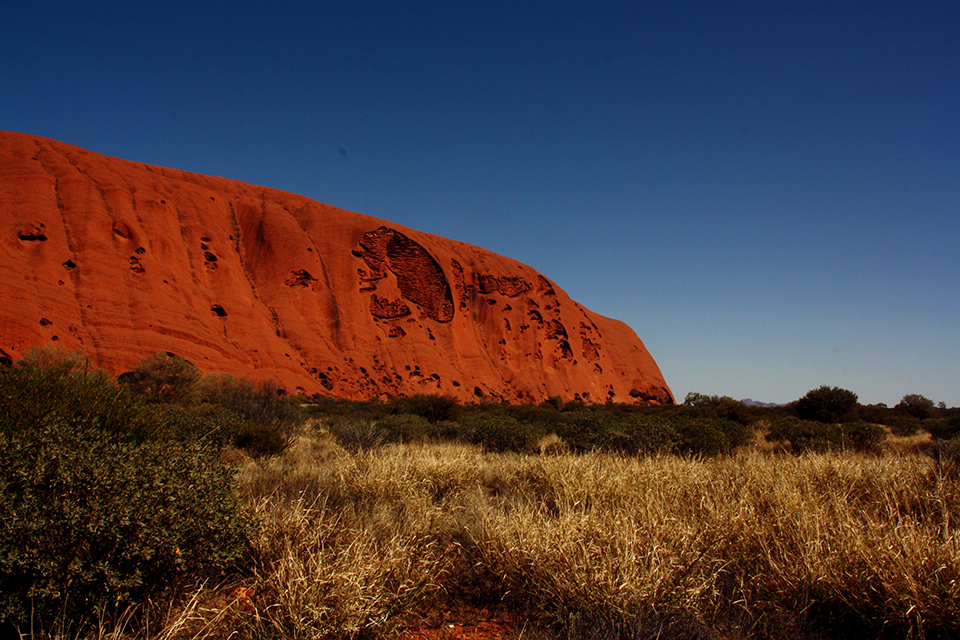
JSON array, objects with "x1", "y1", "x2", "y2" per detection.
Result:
[
  {"x1": 896, "y1": 394, "x2": 936, "y2": 421},
  {"x1": 624, "y1": 415, "x2": 679, "y2": 454},
  {"x1": 553, "y1": 410, "x2": 619, "y2": 452},
  {"x1": 157, "y1": 403, "x2": 248, "y2": 446},
  {"x1": 768, "y1": 417, "x2": 885, "y2": 453},
  {"x1": 672, "y1": 413, "x2": 746, "y2": 456},
  {"x1": 682, "y1": 391, "x2": 715, "y2": 406},
  {"x1": 584, "y1": 412, "x2": 678, "y2": 455},
  {"x1": 321, "y1": 399, "x2": 761, "y2": 458},
  {"x1": 768, "y1": 417, "x2": 838, "y2": 452},
  {"x1": 714, "y1": 398, "x2": 756, "y2": 426},
  {"x1": 376, "y1": 413, "x2": 431, "y2": 443},
  {"x1": 794, "y1": 386, "x2": 860, "y2": 423},
  {"x1": 682, "y1": 393, "x2": 757, "y2": 427},
  {"x1": 539, "y1": 396, "x2": 564, "y2": 411},
  {"x1": 157, "y1": 403, "x2": 287, "y2": 456},
  {"x1": 551, "y1": 407, "x2": 751, "y2": 456},
  {"x1": 857, "y1": 403, "x2": 892, "y2": 425},
  {"x1": 839, "y1": 422, "x2": 886, "y2": 453},
  {"x1": 124, "y1": 352, "x2": 201, "y2": 405},
  {"x1": 1, "y1": 353, "x2": 165, "y2": 443},
  {"x1": 427, "y1": 420, "x2": 462, "y2": 440},
  {"x1": 119, "y1": 355, "x2": 297, "y2": 455},
  {"x1": 460, "y1": 412, "x2": 543, "y2": 452},
  {"x1": 506, "y1": 403, "x2": 566, "y2": 431},
  {"x1": 233, "y1": 422, "x2": 287, "y2": 457},
  {"x1": 935, "y1": 436, "x2": 960, "y2": 477},
  {"x1": 16, "y1": 346, "x2": 102, "y2": 378},
  {"x1": 197, "y1": 373, "x2": 302, "y2": 431},
  {"x1": 885, "y1": 413, "x2": 922, "y2": 437},
  {"x1": 398, "y1": 394, "x2": 461, "y2": 423},
  {"x1": 924, "y1": 414, "x2": 960, "y2": 441},
  {"x1": 0, "y1": 362, "x2": 255, "y2": 631},
  {"x1": 306, "y1": 396, "x2": 391, "y2": 420}
]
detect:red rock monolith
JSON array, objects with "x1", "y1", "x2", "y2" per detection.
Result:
[{"x1": 0, "y1": 131, "x2": 673, "y2": 404}]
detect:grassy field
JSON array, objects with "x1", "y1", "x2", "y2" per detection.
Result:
[{"x1": 125, "y1": 426, "x2": 960, "y2": 639}]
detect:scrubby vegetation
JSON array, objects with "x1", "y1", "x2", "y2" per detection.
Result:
[
  {"x1": 2, "y1": 348, "x2": 960, "y2": 638},
  {"x1": 0, "y1": 350, "x2": 257, "y2": 636}
]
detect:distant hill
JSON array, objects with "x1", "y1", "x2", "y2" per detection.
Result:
[
  {"x1": 0, "y1": 131, "x2": 674, "y2": 405},
  {"x1": 741, "y1": 399, "x2": 785, "y2": 408}
]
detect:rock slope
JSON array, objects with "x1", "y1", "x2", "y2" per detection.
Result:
[{"x1": 0, "y1": 131, "x2": 673, "y2": 404}]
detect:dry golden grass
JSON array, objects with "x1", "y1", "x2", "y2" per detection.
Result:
[{"x1": 88, "y1": 428, "x2": 960, "y2": 639}]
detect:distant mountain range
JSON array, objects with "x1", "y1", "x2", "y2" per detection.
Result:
[{"x1": 740, "y1": 399, "x2": 786, "y2": 408}]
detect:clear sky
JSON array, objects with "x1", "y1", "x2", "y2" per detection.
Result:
[{"x1": 2, "y1": 1, "x2": 958, "y2": 406}]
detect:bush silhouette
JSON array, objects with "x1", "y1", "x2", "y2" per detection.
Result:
[
  {"x1": 896, "y1": 394, "x2": 936, "y2": 421},
  {"x1": 794, "y1": 386, "x2": 860, "y2": 423}
]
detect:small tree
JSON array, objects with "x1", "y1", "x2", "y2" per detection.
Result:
[
  {"x1": 125, "y1": 353, "x2": 201, "y2": 405},
  {"x1": 683, "y1": 392, "x2": 716, "y2": 406},
  {"x1": 896, "y1": 394, "x2": 936, "y2": 421},
  {"x1": 794, "y1": 386, "x2": 859, "y2": 423}
]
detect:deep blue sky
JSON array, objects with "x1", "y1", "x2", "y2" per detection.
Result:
[{"x1": 2, "y1": 1, "x2": 958, "y2": 406}]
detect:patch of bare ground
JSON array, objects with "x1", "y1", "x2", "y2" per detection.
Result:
[{"x1": 395, "y1": 601, "x2": 533, "y2": 640}]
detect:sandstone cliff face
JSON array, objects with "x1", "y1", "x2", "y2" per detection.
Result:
[{"x1": 0, "y1": 131, "x2": 673, "y2": 404}]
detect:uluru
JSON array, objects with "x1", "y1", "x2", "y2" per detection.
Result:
[{"x1": 0, "y1": 131, "x2": 673, "y2": 405}]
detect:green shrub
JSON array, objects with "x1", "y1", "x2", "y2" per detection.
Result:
[
  {"x1": 0, "y1": 405, "x2": 254, "y2": 633},
  {"x1": 838, "y1": 422, "x2": 886, "y2": 453},
  {"x1": 665, "y1": 409, "x2": 753, "y2": 456},
  {"x1": 233, "y1": 422, "x2": 287, "y2": 457},
  {"x1": 768, "y1": 417, "x2": 838, "y2": 452},
  {"x1": 714, "y1": 397, "x2": 756, "y2": 426},
  {"x1": 935, "y1": 436, "x2": 960, "y2": 477},
  {"x1": 427, "y1": 419, "x2": 462, "y2": 440},
  {"x1": 506, "y1": 403, "x2": 566, "y2": 431},
  {"x1": 0, "y1": 360, "x2": 256, "y2": 632},
  {"x1": 376, "y1": 413, "x2": 431, "y2": 443},
  {"x1": 461, "y1": 412, "x2": 542, "y2": 452},
  {"x1": 399, "y1": 394, "x2": 461, "y2": 423},
  {"x1": 858, "y1": 403, "x2": 892, "y2": 425},
  {"x1": 123, "y1": 353, "x2": 201, "y2": 405},
  {"x1": 197, "y1": 373, "x2": 302, "y2": 432},
  {"x1": 925, "y1": 415, "x2": 960, "y2": 441},
  {"x1": 896, "y1": 394, "x2": 936, "y2": 421},
  {"x1": 157, "y1": 403, "x2": 248, "y2": 445},
  {"x1": 885, "y1": 413, "x2": 922, "y2": 437},
  {"x1": 552, "y1": 410, "x2": 619, "y2": 452},
  {"x1": 1, "y1": 356, "x2": 165, "y2": 443},
  {"x1": 683, "y1": 393, "x2": 756, "y2": 426},
  {"x1": 673, "y1": 416, "x2": 733, "y2": 456},
  {"x1": 768, "y1": 417, "x2": 885, "y2": 453},
  {"x1": 626, "y1": 415, "x2": 679, "y2": 454}
]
